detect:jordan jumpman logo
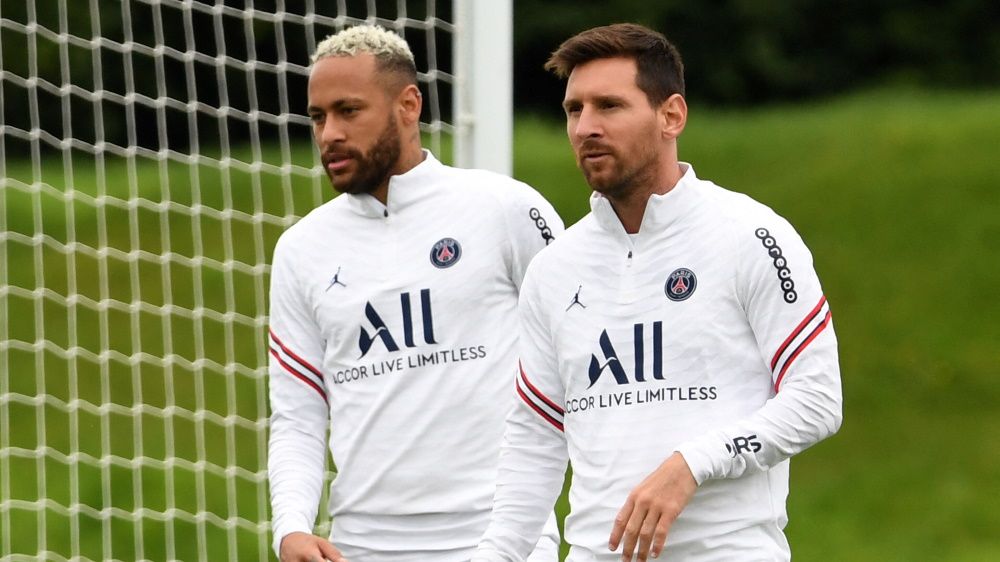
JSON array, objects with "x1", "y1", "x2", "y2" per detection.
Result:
[
  {"x1": 326, "y1": 267, "x2": 346, "y2": 291},
  {"x1": 566, "y1": 285, "x2": 586, "y2": 311}
]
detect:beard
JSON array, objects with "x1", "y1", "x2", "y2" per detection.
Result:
[
  {"x1": 327, "y1": 115, "x2": 402, "y2": 196},
  {"x1": 579, "y1": 142, "x2": 659, "y2": 200}
]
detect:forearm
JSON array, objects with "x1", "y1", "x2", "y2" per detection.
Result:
[
  {"x1": 676, "y1": 354, "x2": 842, "y2": 484},
  {"x1": 268, "y1": 416, "x2": 329, "y2": 554},
  {"x1": 475, "y1": 409, "x2": 568, "y2": 561},
  {"x1": 525, "y1": 511, "x2": 562, "y2": 562}
]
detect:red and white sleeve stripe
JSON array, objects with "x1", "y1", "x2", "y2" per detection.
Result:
[
  {"x1": 268, "y1": 328, "x2": 328, "y2": 403},
  {"x1": 770, "y1": 295, "x2": 833, "y2": 392},
  {"x1": 515, "y1": 363, "x2": 564, "y2": 432}
]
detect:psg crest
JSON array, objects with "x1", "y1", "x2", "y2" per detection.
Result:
[
  {"x1": 665, "y1": 268, "x2": 697, "y2": 301},
  {"x1": 430, "y1": 237, "x2": 462, "y2": 268}
]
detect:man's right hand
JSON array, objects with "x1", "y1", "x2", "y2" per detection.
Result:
[{"x1": 279, "y1": 532, "x2": 348, "y2": 562}]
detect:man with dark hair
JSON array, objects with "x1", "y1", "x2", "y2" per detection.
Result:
[
  {"x1": 474, "y1": 23, "x2": 842, "y2": 562},
  {"x1": 267, "y1": 25, "x2": 562, "y2": 562}
]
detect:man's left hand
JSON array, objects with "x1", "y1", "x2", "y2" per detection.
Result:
[{"x1": 608, "y1": 452, "x2": 698, "y2": 561}]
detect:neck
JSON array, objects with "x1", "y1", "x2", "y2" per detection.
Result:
[
  {"x1": 606, "y1": 162, "x2": 684, "y2": 234},
  {"x1": 396, "y1": 135, "x2": 426, "y2": 174},
  {"x1": 371, "y1": 138, "x2": 425, "y2": 205}
]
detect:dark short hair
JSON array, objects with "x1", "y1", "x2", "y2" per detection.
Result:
[{"x1": 545, "y1": 23, "x2": 685, "y2": 107}]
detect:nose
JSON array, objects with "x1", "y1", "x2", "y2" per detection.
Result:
[
  {"x1": 316, "y1": 115, "x2": 346, "y2": 146},
  {"x1": 570, "y1": 105, "x2": 601, "y2": 141}
]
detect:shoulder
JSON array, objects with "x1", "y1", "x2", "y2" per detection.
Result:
[
  {"x1": 441, "y1": 163, "x2": 551, "y2": 207},
  {"x1": 434, "y1": 162, "x2": 562, "y2": 241},
  {"x1": 272, "y1": 197, "x2": 348, "y2": 257},
  {"x1": 691, "y1": 178, "x2": 819, "y2": 305},
  {"x1": 698, "y1": 178, "x2": 784, "y2": 227},
  {"x1": 523, "y1": 214, "x2": 598, "y2": 274},
  {"x1": 692, "y1": 178, "x2": 806, "y2": 253}
]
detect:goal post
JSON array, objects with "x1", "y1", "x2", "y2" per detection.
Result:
[
  {"x1": 0, "y1": 1, "x2": 513, "y2": 560},
  {"x1": 453, "y1": 0, "x2": 514, "y2": 175}
]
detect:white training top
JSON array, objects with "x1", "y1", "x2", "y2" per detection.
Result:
[
  {"x1": 475, "y1": 164, "x2": 842, "y2": 562},
  {"x1": 268, "y1": 151, "x2": 564, "y2": 561}
]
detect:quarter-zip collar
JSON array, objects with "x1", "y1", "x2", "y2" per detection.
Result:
[
  {"x1": 590, "y1": 162, "x2": 699, "y2": 241},
  {"x1": 344, "y1": 149, "x2": 441, "y2": 218}
]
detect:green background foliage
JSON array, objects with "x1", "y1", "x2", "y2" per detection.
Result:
[
  {"x1": 4, "y1": 0, "x2": 1000, "y2": 148},
  {"x1": 515, "y1": 0, "x2": 1000, "y2": 110}
]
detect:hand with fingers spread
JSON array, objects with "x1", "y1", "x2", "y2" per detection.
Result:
[
  {"x1": 279, "y1": 532, "x2": 348, "y2": 562},
  {"x1": 608, "y1": 453, "x2": 697, "y2": 561}
]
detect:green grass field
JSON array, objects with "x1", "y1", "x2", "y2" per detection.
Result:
[{"x1": 2, "y1": 87, "x2": 999, "y2": 560}]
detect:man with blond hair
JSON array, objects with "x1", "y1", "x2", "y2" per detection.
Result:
[{"x1": 267, "y1": 25, "x2": 562, "y2": 562}]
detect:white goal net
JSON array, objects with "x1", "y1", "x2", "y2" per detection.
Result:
[{"x1": 0, "y1": 1, "x2": 510, "y2": 560}]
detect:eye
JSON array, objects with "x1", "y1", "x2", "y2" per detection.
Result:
[
  {"x1": 563, "y1": 104, "x2": 581, "y2": 116},
  {"x1": 341, "y1": 106, "x2": 360, "y2": 117}
]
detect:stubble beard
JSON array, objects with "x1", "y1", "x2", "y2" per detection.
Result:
[
  {"x1": 581, "y1": 147, "x2": 659, "y2": 202},
  {"x1": 329, "y1": 115, "x2": 402, "y2": 196}
]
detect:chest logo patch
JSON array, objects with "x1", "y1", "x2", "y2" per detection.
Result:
[
  {"x1": 665, "y1": 268, "x2": 697, "y2": 301},
  {"x1": 430, "y1": 237, "x2": 462, "y2": 268}
]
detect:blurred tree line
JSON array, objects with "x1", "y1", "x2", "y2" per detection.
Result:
[
  {"x1": 516, "y1": 0, "x2": 1000, "y2": 112},
  {"x1": 2, "y1": 0, "x2": 997, "y2": 151}
]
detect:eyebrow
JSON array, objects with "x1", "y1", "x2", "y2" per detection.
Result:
[
  {"x1": 306, "y1": 97, "x2": 366, "y2": 113},
  {"x1": 593, "y1": 94, "x2": 628, "y2": 105},
  {"x1": 562, "y1": 97, "x2": 581, "y2": 110},
  {"x1": 562, "y1": 94, "x2": 628, "y2": 110}
]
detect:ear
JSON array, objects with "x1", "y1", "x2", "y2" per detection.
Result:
[
  {"x1": 396, "y1": 84, "x2": 423, "y2": 127},
  {"x1": 659, "y1": 93, "x2": 687, "y2": 140}
]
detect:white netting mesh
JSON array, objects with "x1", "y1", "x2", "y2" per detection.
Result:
[{"x1": 0, "y1": 1, "x2": 456, "y2": 560}]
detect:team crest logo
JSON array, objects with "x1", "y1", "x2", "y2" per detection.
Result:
[
  {"x1": 664, "y1": 268, "x2": 697, "y2": 301},
  {"x1": 430, "y1": 237, "x2": 462, "y2": 268}
]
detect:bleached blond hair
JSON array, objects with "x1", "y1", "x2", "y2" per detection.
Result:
[{"x1": 311, "y1": 25, "x2": 417, "y2": 84}]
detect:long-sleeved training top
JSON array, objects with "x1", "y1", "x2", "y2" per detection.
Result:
[
  {"x1": 475, "y1": 163, "x2": 842, "y2": 562},
  {"x1": 268, "y1": 151, "x2": 564, "y2": 561}
]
